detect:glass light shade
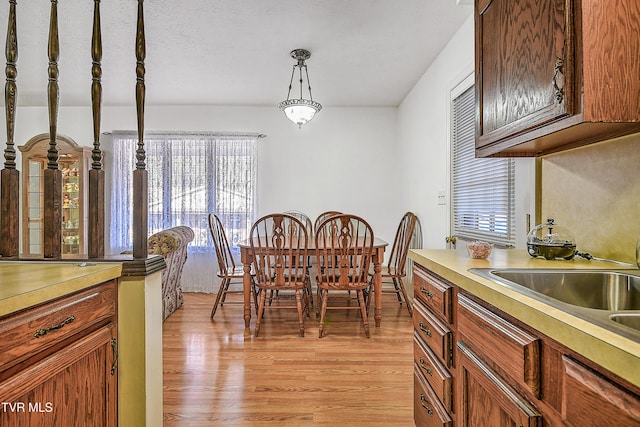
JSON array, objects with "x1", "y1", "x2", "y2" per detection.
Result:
[{"x1": 279, "y1": 99, "x2": 322, "y2": 128}]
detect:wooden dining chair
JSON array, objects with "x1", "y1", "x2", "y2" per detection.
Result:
[
  {"x1": 369, "y1": 212, "x2": 417, "y2": 317},
  {"x1": 208, "y1": 213, "x2": 257, "y2": 319},
  {"x1": 314, "y1": 210, "x2": 342, "y2": 234},
  {"x1": 315, "y1": 214, "x2": 374, "y2": 338},
  {"x1": 250, "y1": 213, "x2": 311, "y2": 337},
  {"x1": 284, "y1": 210, "x2": 313, "y2": 235}
]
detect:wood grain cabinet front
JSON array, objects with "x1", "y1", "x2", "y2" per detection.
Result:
[
  {"x1": 414, "y1": 366, "x2": 453, "y2": 427},
  {"x1": 413, "y1": 266, "x2": 457, "y2": 426},
  {"x1": 457, "y1": 294, "x2": 541, "y2": 398},
  {"x1": 457, "y1": 342, "x2": 542, "y2": 427},
  {"x1": 0, "y1": 281, "x2": 118, "y2": 427},
  {"x1": 414, "y1": 266, "x2": 453, "y2": 324},
  {"x1": 475, "y1": 0, "x2": 640, "y2": 157},
  {"x1": 412, "y1": 262, "x2": 640, "y2": 426},
  {"x1": 561, "y1": 356, "x2": 640, "y2": 427}
]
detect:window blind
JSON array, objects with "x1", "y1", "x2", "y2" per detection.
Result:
[{"x1": 451, "y1": 86, "x2": 515, "y2": 246}]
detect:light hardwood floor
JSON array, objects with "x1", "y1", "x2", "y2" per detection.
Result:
[{"x1": 163, "y1": 288, "x2": 415, "y2": 426}]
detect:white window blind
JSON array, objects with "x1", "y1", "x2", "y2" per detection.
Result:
[{"x1": 451, "y1": 86, "x2": 515, "y2": 246}]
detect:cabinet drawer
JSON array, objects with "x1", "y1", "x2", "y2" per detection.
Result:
[
  {"x1": 457, "y1": 294, "x2": 541, "y2": 397},
  {"x1": 414, "y1": 332, "x2": 452, "y2": 412},
  {"x1": 413, "y1": 266, "x2": 453, "y2": 324},
  {"x1": 414, "y1": 301, "x2": 453, "y2": 368},
  {"x1": 0, "y1": 281, "x2": 117, "y2": 374},
  {"x1": 561, "y1": 356, "x2": 640, "y2": 426},
  {"x1": 414, "y1": 366, "x2": 453, "y2": 427}
]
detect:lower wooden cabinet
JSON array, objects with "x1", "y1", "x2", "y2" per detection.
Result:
[
  {"x1": 412, "y1": 263, "x2": 640, "y2": 427},
  {"x1": 414, "y1": 366, "x2": 453, "y2": 427},
  {"x1": 0, "y1": 281, "x2": 117, "y2": 426},
  {"x1": 561, "y1": 356, "x2": 640, "y2": 427},
  {"x1": 457, "y1": 342, "x2": 541, "y2": 427}
]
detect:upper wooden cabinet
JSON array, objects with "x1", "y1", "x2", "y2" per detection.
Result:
[{"x1": 475, "y1": 0, "x2": 640, "y2": 157}]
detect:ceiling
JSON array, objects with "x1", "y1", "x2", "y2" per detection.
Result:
[{"x1": 3, "y1": 0, "x2": 472, "y2": 108}]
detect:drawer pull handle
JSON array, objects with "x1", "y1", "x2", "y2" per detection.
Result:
[
  {"x1": 419, "y1": 321, "x2": 432, "y2": 337},
  {"x1": 420, "y1": 286, "x2": 433, "y2": 298},
  {"x1": 420, "y1": 393, "x2": 434, "y2": 416},
  {"x1": 34, "y1": 315, "x2": 76, "y2": 338},
  {"x1": 111, "y1": 338, "x2": 118, "y2": 375},
  {"x1": 419, "y1": 357, "x2": 433, "y2": 376},
  {"x1": 553, "y1": 57, "x2": 564, "y2": 103}
]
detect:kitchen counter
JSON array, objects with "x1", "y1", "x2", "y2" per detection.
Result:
[
  {"x1": 0, "y1": 261, "x2": 123, "y2": 317},
  {"x1": 408, "y1": 248, "x2": 640, "y2": 388}
]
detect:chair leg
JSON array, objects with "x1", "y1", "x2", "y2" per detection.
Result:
[
  {"x1": 366, "y1": 279, "x2": 374, "y2": 316},
  {"x1": 396, "y1": 277, "x2": 413, "y2": 317},
  {"x1": 318, "y1": 290, "x2": 329, "y2": 338},
  {"x1": 210, "y1": 278, "x2": 229, "y2": 319},
  {"x1": 357, "y1": 289, "x2": 370, "y2": 338},
  {"x1": 255, "y1": 289, "x2": 267, "y2": 337},
  {"x1": 252, "y1": 284, "x2": 258, "y2": 315},
  {"x1": 295, "y1": 290, "x2": 305, "y2": 337},
  {"x1": 392, "y1": 277, "x2": 403, "y2": 302}
]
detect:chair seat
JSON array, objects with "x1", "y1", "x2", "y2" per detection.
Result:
[
  {"x1": 369, "y1": 265, "x2": 402, "y2": 278},
  {"x1": 217, "y1": 266, "x2": 245, "y2": 279}
]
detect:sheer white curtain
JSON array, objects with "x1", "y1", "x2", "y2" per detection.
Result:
[{"x1": 109, "y1": 131, "x2": 258, "y2": 292}]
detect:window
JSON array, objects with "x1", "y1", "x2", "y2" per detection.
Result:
[
  {"x1": 109, "y1": 131, "x2": 258, "y2": 254},
  {"x1": 451, "y1": 85, "x2": 515, "y2": 246}
]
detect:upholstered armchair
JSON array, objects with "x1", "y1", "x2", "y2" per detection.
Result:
[{"x1": 147, "y1": 226, "x2": 195, "y2": 320}]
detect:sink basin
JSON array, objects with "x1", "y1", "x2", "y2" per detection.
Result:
[
  {"x1": 469, "y1": 268, "x2": 640, "y2": 342},
  {"x1": 610, "y1": 313, "x2": 640, "y2": 331},
  {"x1": 489, "y1": 270, "x2": 640, "y2": 310}
]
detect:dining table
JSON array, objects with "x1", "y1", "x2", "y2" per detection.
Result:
[{"x1": 238, "y1": 236, "x2": 388, "y2": 329}]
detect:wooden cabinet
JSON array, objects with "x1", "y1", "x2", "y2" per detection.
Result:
[
  {"x1": 561, "y1": 356, "x2": 640, "y2": 426},
  {"x1": 413, "y1": 266, "x2": 456, "y2": 425},
  {"x1": 0, "y1": 281, "x2": 117, "y2": 426},
  {"x1": 457, "y1": 295, "x2": 542, "y2": 426},
  {"x1": 19, "y1": 134, "x2": 90, "y2": 257},
  {"x1": 457, "y1": 342, "x2": 541, "y2": 427},
  {"x1": 475, "y1": 0, "x2": 640, "y2": 157},
  {"x1": 412, "y1": 263, "x2": 640, "y2": 426}
]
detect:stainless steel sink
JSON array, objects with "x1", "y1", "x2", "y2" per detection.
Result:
[
  {"x1": 489, "y1": 270, "x2": 640, "y2": 310},
  {"x1": 610, "y1": 313, "x2": 640, "y2": 331},
  {"x1": 470, "y1": 268, "x2": 640, "y2": 341}
]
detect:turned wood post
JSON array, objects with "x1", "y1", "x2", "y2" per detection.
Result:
[
  {"x1": 1, "y1": 0, "x2": 19, "y2": 257},
  {"x1": 43, "y1": 0, "x2": 61, "y2": 259},
  {"x1": 88, "y1": 0, "x2": 104, "y2": 258},
  {"x1": 132, "y1": 0, "x2": 148, "y2": 259}
]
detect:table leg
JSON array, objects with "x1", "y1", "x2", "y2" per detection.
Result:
[{"x1": 242, "y1": 257, "x2": 252, "y2": 328}]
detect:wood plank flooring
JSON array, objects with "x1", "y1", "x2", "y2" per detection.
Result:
[{"x1": 163, "y1": 289, "x2": 415, "y2": 426}]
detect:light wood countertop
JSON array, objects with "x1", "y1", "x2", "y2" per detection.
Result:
[
  {"x1": 0, "y1": 261, "x2": 123, "y2": 317},
  {"x1": 408, "y1": 248, "x2": 640, "y2": 388}
]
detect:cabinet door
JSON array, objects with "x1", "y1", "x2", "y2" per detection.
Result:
[
  {"x1": 476, "y1": 0, "x2": 573, "y2": 148},
  {"x1": 0, "y1": 325, "x2": 117, "y2": 427},
  {"x1": 458, "y1": 342, "x2": 541, "y2": 427},
  {"x1": 561, "y1": 356, "x2": 640, "y2": 426}
]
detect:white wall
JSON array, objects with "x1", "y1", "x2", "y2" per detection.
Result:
[
  {"x1": 396, "y1": 15, "x2": 475, "y2": 249},
  {"x1": 396, "y1": 15, "x2": 535, "y2": 249},
  {"x1": 1, "y1": 103, "x2": 401, "y2": 253}
]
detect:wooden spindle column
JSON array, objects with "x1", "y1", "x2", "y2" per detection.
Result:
[
  {"x1": 1, "y1": 0, "x2": 19, "y2": 258},
  {"x1": 88, "y1": 0, "x2": 104, "y2": 258},
  {"x1": 43, "y1": 0, "x2": 61, "y2": 259},
  {"x1": 132, "y1": 0, "x2": 148, "y2": 259}
]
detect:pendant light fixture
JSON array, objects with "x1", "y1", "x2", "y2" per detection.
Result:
[{"x1": 278, "y1": 49, "x2": 322, "y2": 128}]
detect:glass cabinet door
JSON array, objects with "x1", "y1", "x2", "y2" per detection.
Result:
[
  {"x1": 26, "y1": 160, "x2": 44, "y2": 255},
  {"x1": 61, "y1": 159, "x2": 81, "y2": 255}
]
